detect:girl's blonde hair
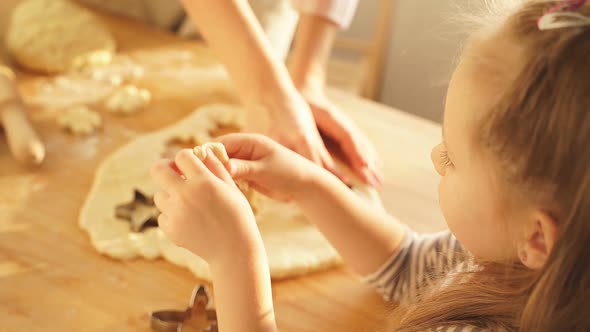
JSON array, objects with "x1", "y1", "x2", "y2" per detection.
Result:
[{"x1": 390, "y1": 1, "x2": 590, "y2": 331}]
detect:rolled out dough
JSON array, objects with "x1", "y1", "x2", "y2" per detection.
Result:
[{"x1": 80, "y1": 104, "x2": 382, "y2": 280}]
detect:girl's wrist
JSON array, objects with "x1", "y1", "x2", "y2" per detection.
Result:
[
  {"x1": 208, "y1": 238, "x2": 276, "y2": 332},
  {"x1": 209, "y1": 231, "x2": 267, "y2": 274},
  {"x1": 293, "y1": 165, "x2": 336, "y2": 205}
]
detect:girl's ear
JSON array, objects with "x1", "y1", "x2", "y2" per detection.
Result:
[{"x1": 518, "y1": 210, "x2": 558, "y2": 270}]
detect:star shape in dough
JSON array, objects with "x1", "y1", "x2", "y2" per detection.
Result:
[
  {"x1": 114, "y1": 189, "x2": 160, "y2": 232},
  {"x1": 161, "y1": 136, "x2": 201, "y2": 159}
]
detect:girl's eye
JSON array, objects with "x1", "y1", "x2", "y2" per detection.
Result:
[{"x1": 440, "y1": 149, "x2": 453, "y2": 168}]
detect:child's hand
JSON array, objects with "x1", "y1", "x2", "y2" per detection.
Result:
[
  {"x1": 218, "y1": 133, "x2": 325, "y2": 202},
  {"x1": 150, "y1": 148, "x2": 263, "y2": 264}
]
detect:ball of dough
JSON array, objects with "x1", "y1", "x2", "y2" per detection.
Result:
[
  {"x1": 192, "y1": 142, "x2": 261, "y2": 214},
  {"x1": 6, "y1": 0, "x2": 116, "y2": 74},
  {"x1": 192, "y1": 142, "x2": 229, "y2": 163},
  {"x1": 57, "y1": 106, "x2": 102, "y2": 135},
  {"x1": 105, "y1": 85, "x2": 151, "y2": 114}
]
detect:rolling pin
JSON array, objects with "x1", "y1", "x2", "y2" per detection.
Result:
[{"x1": 0, "y1": 65, "x2": 45, "y2": 166}]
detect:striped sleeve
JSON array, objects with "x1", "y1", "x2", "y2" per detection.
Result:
[
  {"x1": 290, "y1": 0, "x2": 359, "y2": 29},
  {"x1": 362, "y1": 230, "x2": 465, "y2": 303}
]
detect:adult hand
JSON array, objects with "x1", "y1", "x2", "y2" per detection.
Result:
[
  {"x1": 287, "y1": 13, "x2": 383, "y2": 187},
  {"x1": 244, "y1": 93, "x2": 345, "y2": 181},
  {"x1": 301, "y1": 85, "x2": 383, "y2": 187}
]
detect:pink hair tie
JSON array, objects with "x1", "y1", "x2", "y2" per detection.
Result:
[{"x1": 538, "y1": 0, "x2": 590, "y2": 30}]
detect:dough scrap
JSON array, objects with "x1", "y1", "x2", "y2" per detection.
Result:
[
  {"x1": 105, "y1": 85, "x2": 151, "y2": 114},
  {"x1": 57, "y1": 106, "x2": 101, "y2": 135},
  {"x1": 71, "y1": 50, "x2": 114, "y2": 71},
  {"x1": 6, "y1": 0, "x2": 116, "y2": 74},
  {"x1": 192, "y1": 142, "x2": 260, "y2": 213},
  {"x1": 193, "y1": 143, "x2": 229, "y2": 163},
  {"x1": 80, "y1": 104, "x2": 382, "y2": 280}
]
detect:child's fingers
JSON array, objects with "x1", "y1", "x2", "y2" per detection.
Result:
[
  {"x1": 217, "y1": 133, "x2": 274, "y2": 161},
  {"x1": 174, "y1": 149, "x2": 208, "y2": 180},
  {"x1": 157, "y1": 213, "x2": 169, "y2": 229},
  {"x1": 228, "y1": 159, "x2": 261, "y2": 180},
  {"x1": 203, "y1": 148, "x2": 234, "y2": 184},
  {"x1": 169, "y1": 161, "x2": 182, "y2": 176},
  {"x1": 153, "y1": 191, "x2": 170, "y2": 212},
  {"x1": 151, "y1": 159, "x2": 184, "y2": 190}
]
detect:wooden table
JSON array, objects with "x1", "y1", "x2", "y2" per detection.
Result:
[{"x1": 0, "y1": 12, "x2": 445, "y2": 332}]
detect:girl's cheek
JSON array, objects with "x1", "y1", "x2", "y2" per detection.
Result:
[
  {"x1": 437, "y1": 177, "x2": 448, "y2": 217},
  {"x1": 438, "y1": 175, "x2": 461, "y2": 233}
]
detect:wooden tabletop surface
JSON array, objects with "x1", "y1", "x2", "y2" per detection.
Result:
[{"x1": 0, "y1": 11, "x2": 445, "y2": 332}]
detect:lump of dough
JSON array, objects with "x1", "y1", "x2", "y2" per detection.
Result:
[
  {"x1": 6, "y1": 0, "x2": 116, "y2": 74},
  {"x1": 193, "y1": 142, "x2": 261, "y2": 214},
  {"x1": 57, "y1": 106, "x2": 102, "y2": 135},
  {"x1": 193, "y1": 142, "x2": 229, "y2": 163},
  {"x1": 105, "y1": 85, "x2": 151, "y2": 114}
]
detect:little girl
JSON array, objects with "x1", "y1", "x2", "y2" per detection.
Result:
[{"x1": 150, "y1": 0, "x2": 590, "y2": 331}]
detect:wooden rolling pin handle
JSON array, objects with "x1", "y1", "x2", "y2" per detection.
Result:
[
  {"x1": 0, "y1": 67, "x2": 45, "y2": 166},
  {"x1": 1, "y1": 101, "x2": 45, "y2": 166}
]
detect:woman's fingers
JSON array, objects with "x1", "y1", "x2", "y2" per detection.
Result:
[
  {"x1": 337, "y1": 134, "x2": 380, "y2": 186},
  {"x1": 342, "y1": 136, "x2": 383, "y2": 187},
  {"x1": 321, "y1": 114, "x2": 382, "y2": 187},
  {"x1": 293, "y1": 137, "x2": 323, "y2": 166},
  {"x1": 317, "y1": 142, "x2": 349, "y2": 184}
]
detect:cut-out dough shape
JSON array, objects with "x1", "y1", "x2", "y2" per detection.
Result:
[
  {"x1": 57, "y1": 105, "x2": 102, "y2": 135},
  {"x1": 208, "y1": 124, "x2": 241, "y2": 139},
  {"x1": 6, "y1": 0, "x2": 116, "y2": 74},
  {"x1": 105, "y1": 85, "x2": 151, "y2": 114},
  {"x1": 162, "y1": 136, "x2": 202, "y2": 159},
  {"x1": 80, "y1": 104, "x2": 383, "y2": 280}
]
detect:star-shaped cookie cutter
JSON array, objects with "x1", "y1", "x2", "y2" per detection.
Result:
[
  {"x1": 151, "y1": 285, "x2": 218, "y2": 332},
  {"x1": 115, "y1": 189, "x2": 160, "y2": 232}
]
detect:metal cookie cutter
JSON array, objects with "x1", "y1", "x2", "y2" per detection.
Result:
[{"x1": 151, "y1": 285, "x2": 218, "y2": 332}]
